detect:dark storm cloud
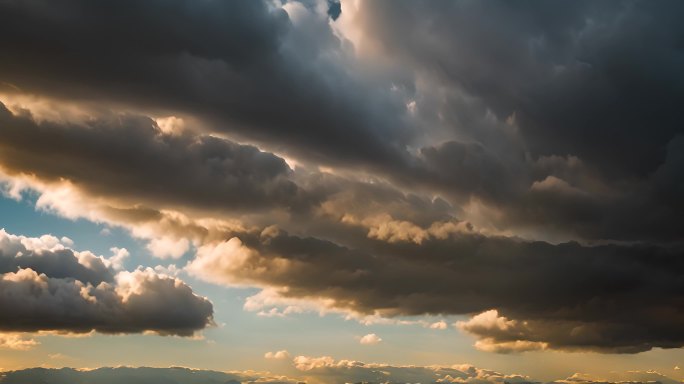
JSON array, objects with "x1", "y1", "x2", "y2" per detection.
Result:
[
  {"x1": 344, "y1": 0, "x2": 684, "y2": 242},
  {"x1": 189, "y1": 227, "x2": 684, "y2": 353},
  {"x1": 413, "y1": 135, "x2": 684, "y2": 243},
  {"x1": 0, "y1": 0, "x2": 412, "y2": 167},
  {"x1": 0, "y1": 101, "x2": 461, "y2": 225},
  {"x1": 353, "y1": 0, "x2": 684, "y2": 177},
  {"x1": 0, "y1": 103, "x2": 300, "y2": 213},
  {"x1": 0, "y1": 0, "x2": 682, "y2": 243},
  {"x1": 0, "y1": 230, "x2": 213, "y2": 336}
]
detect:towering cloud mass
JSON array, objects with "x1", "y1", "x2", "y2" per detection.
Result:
[{"x1": 0, "y1": 0, "x2": 682, "y2": 355}]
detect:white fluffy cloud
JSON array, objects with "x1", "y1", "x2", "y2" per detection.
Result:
[
  {"x1": 359, "y1": 333, "x2": 382, "y2": 345},
  {"x1": 146, "y1": 236, "x2": 190, "y2": 259},
  {"x1": 456, "y1": 310, "x2": 548, "y2": 353},
  {"x1": 265, "y1": 350, "x2": 291, "y2": 360}
]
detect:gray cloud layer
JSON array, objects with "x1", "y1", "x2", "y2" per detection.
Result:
[
  {"x1": 0, "y1": 104, "x2": 299, "y2": 214},
  {"x1": 0, "y1": 0, "x2": 682, "y2": 243},
  {"x1": 0, "y1": 0, "x2": 412, "y2": 167}
]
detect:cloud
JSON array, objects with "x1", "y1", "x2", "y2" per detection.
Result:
[
  {"x1": 0, "y1": 229, "x2": 213, "y2": 336},
  {"x1": 0, "y1": 228, "x2": 116, "y2": 285},
  {"x1": 554, "y1": 371, "x2": 683, "y2": 384},
  {"x1": 1, "y1": 127, "x2": 682, "y2": 353},
  {"x1": 291, "y1": 356, "x2": 535, "y2": 384},
  {"x1": 0, "y1": 103, "x2": 299, "y2": 215},
  {"x1": 146, "y1": 237, "x2": 190, "y2": 260},
  {"x1": 2, "y1": 364, "x2": 683, "y2": 384},
  {"x1": 332, "y1": 0, "x2": 684, "y2": 243},
  {"x1": 265, "y1": 350, "x2": 291, "y2": 360},
  {"x1": 292, "y1": 355, "x2": 336, "y2": 371},
  {"x1": 0, "y1": 0, "x2": 682, "y2": 247},
  {"x1": 429, "y1": 320, "x2": 448, "y2": 330},
  {"x1": 0, "y1": 0, "x2": 413, "y2": 169},
  {"x1": 187, "y1": 228, "x2": 684, "y2": 353},
  {"x1": 0, "y1": 333, "x2": 39, "y2": 351},
  {"x1": 0, "y1": 367, "x2": 301, "y2": 384},
  {"x1": 359, "y1": 333, "x2": 382, "y2": 345}
]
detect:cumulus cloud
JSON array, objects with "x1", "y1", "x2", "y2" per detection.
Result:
[
  {"x1": 359, "y1": 333, "x2": 382, "y2": 345},
  {"x1": 0, "y1": 229, "x2": 117, "y2": 285},
  {"x1": 187, "y1": 228, "x2": 684, "y2": 353},
  {"x1": 146, "y1": 237, "x2": 190, "y2": 260},
  {"x1": 265, "y1": 350, "x2": 291, "y2": 360},
  {"x1": 554, "y1": 371, "x2": 683, "y2": 384},
  {"x1": 429, "y1": 321, "x2": 448, "y2": 330},
  {"x1": 0, "y1": 333, "x2": 39, "y2": 351},
  {"x1": 291, "y1": 355, "x2": 535, "y2": 384},
  {"x1": 0, "y1": 229, "x2": 213, "y2": 336}
]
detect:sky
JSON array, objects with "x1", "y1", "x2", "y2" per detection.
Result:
[{"x1": 0, "y1": 0, "x2": 683, "y2": 383}]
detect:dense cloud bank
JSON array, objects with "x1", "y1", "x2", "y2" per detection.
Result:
[
  {"x1": 0, "y1": 230, "x2": 213, "y2": 336},
  {"x1": 0, "y1": 0, "x2": 682, "y2": 243},
  {"x1": 188, "y1": 229, "x2": 684, "y2": 353},
  {"x1": 0, "y1": 0, "x2": 411, "y2": 167},
  {"x1": 0, "y1": 0, "x2": 683, "y2": 355},
  {"x1": 0, "y1": 104, "x2": 299, "y2": 213}
]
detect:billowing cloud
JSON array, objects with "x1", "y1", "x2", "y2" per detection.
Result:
[
  {"x1": 553, "y1": 371, "x2": 683, "y2": 384},
  {"x1": 359, "y1": 333, "x2": 382, "y2": 345},
  {"x1": 429, "y1": 320, "x2": 448, "y2": 330},
  {"x1": 0, "y1": 103, "x2": 299, "y2": 214},
  {"x1": 0, "y1": 0, "x2": 413, "y2": 168},
  {"x1": 291, "y1": 355, "x2": 535, "y2": 384},
  {"x1": 187, "y1": 228, "x2": 684, "y2": 353},
  {"x1": 265, "y1": 350, "x2": 291, "y2": 360},
  {"x1": 334, "y1": 0, "x2": 684, "y2": 243},
  {"x1": 0, "y1": 229, "x2": 213, "y2": 336}
]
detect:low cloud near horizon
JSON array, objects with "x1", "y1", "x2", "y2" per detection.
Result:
[{"x1": 1, "y1": 360, "x2": 682, "y2": 384}]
